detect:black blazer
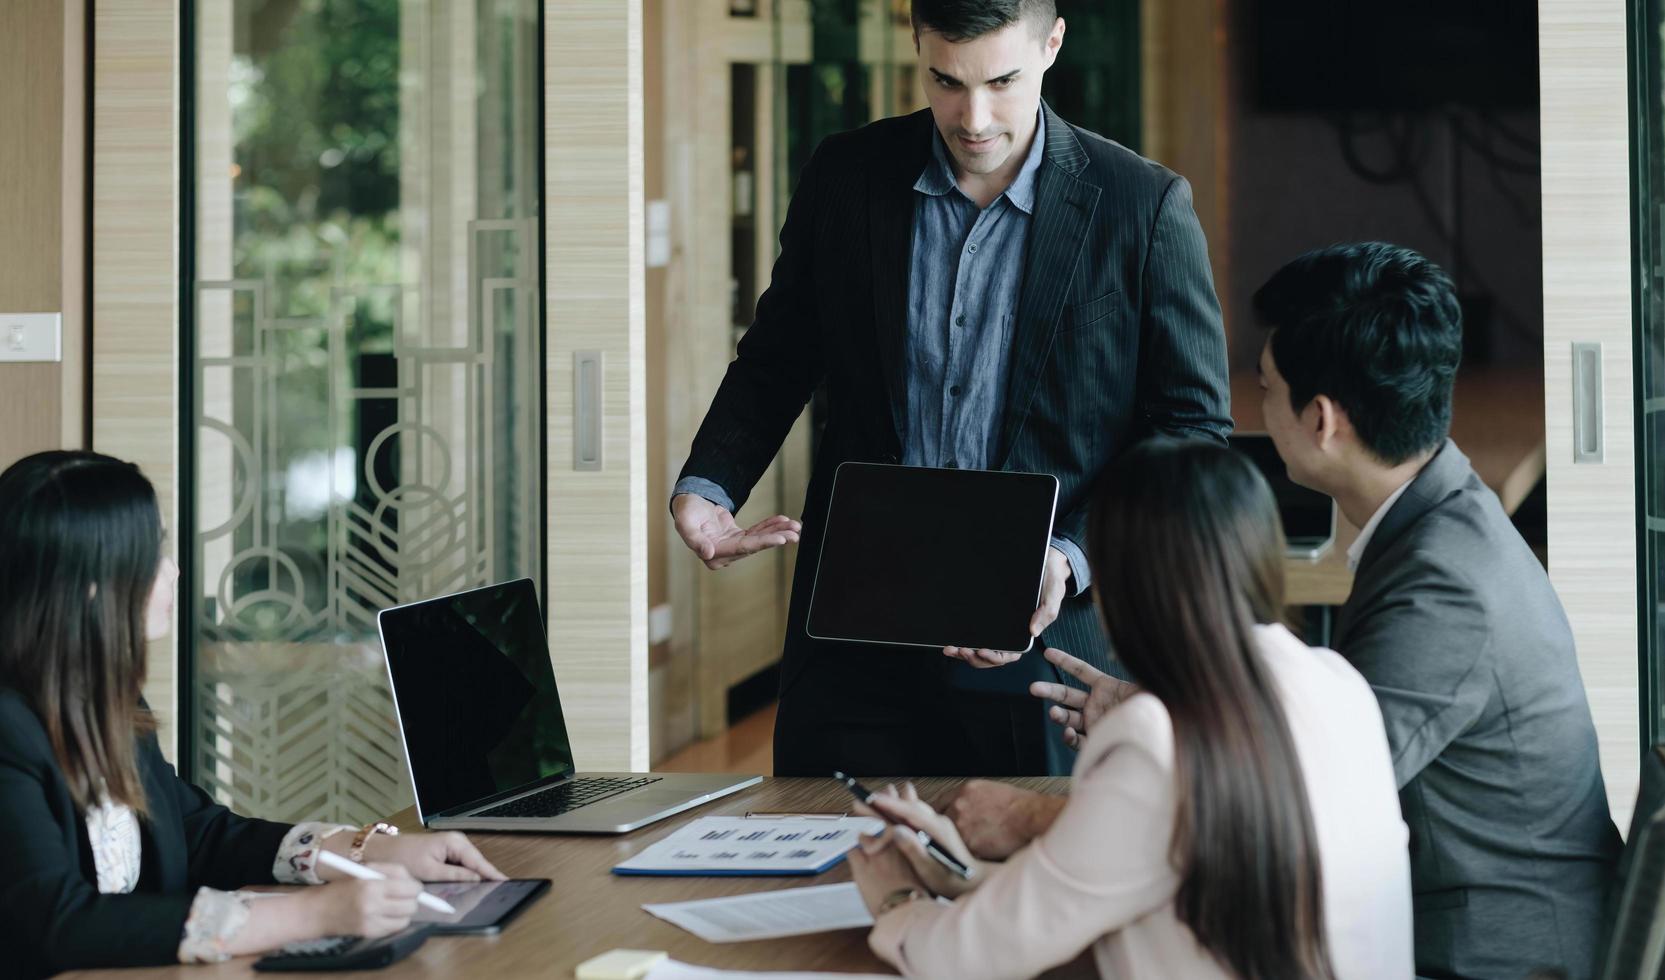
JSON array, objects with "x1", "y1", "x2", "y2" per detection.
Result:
[
  {"x1": 0, "y1": 689, "x2": 291, "y2": 977},
  {"x1": 681, "y1": 102, "x2": 1231, "y2": 704}
]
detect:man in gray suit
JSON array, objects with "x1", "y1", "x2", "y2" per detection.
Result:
[
  {"x1": 945, "y1": 242, "x2": 1622, "y2": 978},
  {"x1": 1252, "y1": 243, "x2": 1620, "y2": 978}
]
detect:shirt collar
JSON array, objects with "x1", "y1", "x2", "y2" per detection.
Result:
[
  {"x1": 1346, "y1": 479, "x2": 1415, "y2": 572},
  {"x1": 913, "y1": 109, "x2": 1047, "y2": 214}
]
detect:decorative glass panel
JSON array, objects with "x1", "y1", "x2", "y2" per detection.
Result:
[{"x1": 190, "y1": 0, "x2": 543, "y2": 823}]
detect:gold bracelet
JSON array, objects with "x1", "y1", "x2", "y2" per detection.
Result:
[
  {"x1": 877, "y1": 887, "x2": 928, "y2": 917},
  {"x1": 348, "y1": 820, "x2": 398, "y2": 863}
]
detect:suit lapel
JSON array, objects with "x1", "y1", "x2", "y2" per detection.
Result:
[
  {"x1": 996, "y1": 104, "x2": 1099, "y2": 467},
  {"x1": 1336, "y1": 439, "x2": 1469, "y2": 644},
  {"x1": 869, "y1": 111, "x2": 934, "y2": 451},
  {"x1": 1355, "y1": 439, "x2": 1469, "y2": 575}
]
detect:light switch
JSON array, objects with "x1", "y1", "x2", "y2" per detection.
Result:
[{"x1": 0, "y1": 313, "x2": 62, "y2": 363}]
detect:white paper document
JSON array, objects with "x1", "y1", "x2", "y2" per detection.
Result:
[
  {"x1": 644, "y1": 960, "x2": 894, "y2": 980},
  {"x1": 615, "y1": 816, "x2": 884, "y2": 876},
  {"x1": 641, "y1": 882, "x2": 874, "y2": 943}
]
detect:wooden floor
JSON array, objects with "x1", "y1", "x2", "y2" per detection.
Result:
[{"x1": 659, "y1": 703, "x2": 776, "y2": 774}]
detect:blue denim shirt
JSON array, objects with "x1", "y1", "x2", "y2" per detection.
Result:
[{"x1": 677, "y1": 111, "x2": 1089, "y2": 594}]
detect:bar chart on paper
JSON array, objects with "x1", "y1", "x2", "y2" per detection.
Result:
[{"x1": 613, "y1": 816, "x2": 885, "y2": 876}]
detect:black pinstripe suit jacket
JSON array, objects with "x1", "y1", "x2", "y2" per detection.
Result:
[{"x1": 681, "y1": 101, "x2": 1231, "y2": 707}]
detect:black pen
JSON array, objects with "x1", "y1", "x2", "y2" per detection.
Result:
[{"x1": 833, "y1": 771, "x2": 974, "y2": 880}]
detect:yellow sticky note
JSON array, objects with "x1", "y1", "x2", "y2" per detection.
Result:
[{"x1": 574, "y1": 948, "x2": 670, "y2": 980}]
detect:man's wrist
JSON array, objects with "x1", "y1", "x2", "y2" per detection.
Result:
[
  {"x1": 671, "y1": 476, "x2": 736, "y2": 515},
  {"x1": 1050, "y1": 536, "x2": 1090, "y2": 595},
  {"x1": 1024, "y1": 793, "x2": 1067, "y2": 839}
]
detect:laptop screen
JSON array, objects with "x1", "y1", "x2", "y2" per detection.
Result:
[
  {"x1": 1229, "y1": 434, "x2": 1336, "y2": 543},
  {"x1": 379, "y1": 579, "x2": 575, "y2": 818}
]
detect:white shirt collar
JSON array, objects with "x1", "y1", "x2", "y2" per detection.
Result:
[{"x1": 1346, "y1": 480, "x2": 1414, "y2": 572}]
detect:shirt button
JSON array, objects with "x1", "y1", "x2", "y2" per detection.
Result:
[
  {"x1": 954, "y1": 315, "x2": 965, "y2": 327},
  {"x1": 967, "y1": 243, "x2": 978, "y2": 254},
  {"x1": 949, "y1": 385, "x2": 962, "y2": 397},
  {"x1": 945, "y1": 459, "x2": 959, "y2": 469}
]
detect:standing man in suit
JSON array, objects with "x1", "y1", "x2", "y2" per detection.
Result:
[
  {"x1": 670, "y1": 0, "x2": 1231, "y2": 776},
  {"x1": 947, "y1": 243, "x2": 1623, "y2": 978}
]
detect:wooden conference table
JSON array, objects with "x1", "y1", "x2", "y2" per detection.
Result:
[{"x1": 65, "y1": 776, "x2": 1071, "y2": 979}]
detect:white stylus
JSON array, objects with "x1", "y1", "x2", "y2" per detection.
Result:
[{"x1": 317, "y1": 848, "x2": 458, "y2": 915}]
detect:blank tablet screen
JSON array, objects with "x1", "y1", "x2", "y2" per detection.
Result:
[{"x1": 806, "y1": 463, "x2": 1059, "y2": 653}]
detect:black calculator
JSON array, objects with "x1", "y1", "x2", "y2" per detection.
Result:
[{"x1": 252, "y1": 925, "x2": 433, "y2": 972}]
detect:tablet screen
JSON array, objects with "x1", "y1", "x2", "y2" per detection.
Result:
[
  {"x1": 411, "y1": 878, "x2": 549, "y2": 934},
  {"x1": 806, "y1": 463, "x2": 1058, "y2": 653}
]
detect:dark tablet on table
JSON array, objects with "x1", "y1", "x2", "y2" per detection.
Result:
[
  {"x1": 806, "y1": 462, "x2": 1059, "y2": 653},
  {"x1": 411, "y1": 878, "x2": 551, "y2": 935}
]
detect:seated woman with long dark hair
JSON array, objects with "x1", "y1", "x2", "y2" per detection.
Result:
[
  {"x1": 0, "y1": 451, "x2": 505, "y2": 976},
  {"x1": 849, "y1": 440, "x2": 1413, "y2": 979}
]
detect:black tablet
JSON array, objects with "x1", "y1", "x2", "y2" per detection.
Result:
[
  {"x1": 411, "y1": 878, "x2": 550, "y2": 935},
  {"x1": 806, "y1": 463, "x2": 1059, "y2": 653}
]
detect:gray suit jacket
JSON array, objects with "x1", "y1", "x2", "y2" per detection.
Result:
[{"x1": 1334, "y1": 440, "x2": 1622, "y2": 979}]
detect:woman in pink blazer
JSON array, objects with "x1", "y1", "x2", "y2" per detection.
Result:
[{"x1": 849, "y1": 440, "x2": 1412, "y2": 979}]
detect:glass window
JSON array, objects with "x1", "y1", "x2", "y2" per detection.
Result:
[{"x1": 188, "y1": 0, "x2": 543, "y2": 822}]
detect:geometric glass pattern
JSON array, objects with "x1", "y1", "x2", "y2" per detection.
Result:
[{"x1": 190, "y1": 0, "x2": 542, "y2": 824}]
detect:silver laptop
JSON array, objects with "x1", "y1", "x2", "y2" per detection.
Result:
[
  {"x1": 1229, "y1": 433, "x2": 1338, "y2": 560},
  {"x1": 378, "y1": 578, "x2": 759, "y2": 833}
]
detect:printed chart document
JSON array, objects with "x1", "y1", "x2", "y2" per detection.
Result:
[
  {"x1": 644, "y1": 959, "x2": 894, "y2": 980},
  {"x1": 614, "y1": 816, "x2": 884, "y2": 876},
  {"x1": 642, "y1": 882, "x2": 874, "y2": 943}
]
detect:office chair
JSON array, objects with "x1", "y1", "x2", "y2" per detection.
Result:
[{"x1": 1599, "y1": 745, "x2": 1665, "y2": 980}]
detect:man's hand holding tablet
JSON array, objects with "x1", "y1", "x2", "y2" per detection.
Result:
[{"x1": 943, "y1": 545, "x2": 1072, "y2": 668}]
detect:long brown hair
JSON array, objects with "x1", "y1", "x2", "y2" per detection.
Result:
[
  {"x1": 1088, "y1": 440, "x2": 1334, "y2": 980},
  {"x1": 0, "y1": 451, "x2": 161, "y2": 814}
]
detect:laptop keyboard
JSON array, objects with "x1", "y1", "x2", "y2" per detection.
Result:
[{"x1": 475, "y1": 775, "x2": 663, "y2": 818}]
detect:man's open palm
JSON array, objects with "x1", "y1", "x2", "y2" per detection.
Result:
[{"x1": 673, "y1": 493, "x2": 801, "y2": 570}]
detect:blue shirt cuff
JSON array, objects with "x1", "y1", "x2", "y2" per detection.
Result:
[
  {"x1": 1051, "y1": 534, "x2": 1091, "y2": 596},
  {"x1": 672, "y1": 476, "x2": 736, "y2": 515}
]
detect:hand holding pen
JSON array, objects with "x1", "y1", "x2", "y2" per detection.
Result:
[{"x1": 834, "y1": 774, "x2": 985, "y2": 899}]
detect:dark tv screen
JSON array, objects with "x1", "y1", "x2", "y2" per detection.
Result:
[{"x1": 1250, "y1": 0, "x2": 1538, "y2": 111}]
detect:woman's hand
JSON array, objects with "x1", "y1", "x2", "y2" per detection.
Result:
[
  {"x1": 356, "y1": 830, "x2": 506, "y2": 882},
  {"x1": 856, "y1": 783, "x2": 986, "y2": 899},
  {"x1": 848, "y1": 829, "x2": 931, "y2": 917},
  {"x1": 304, "y1": 863, "x2": 422, "y2": 938}
]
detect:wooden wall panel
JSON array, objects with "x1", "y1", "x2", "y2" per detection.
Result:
[
  {"x1": 1539, "y1": 0, "x2": 1640, "y2": 828},
  {"x1": 0, "y1": 0, "x2": 71, "y2": 468},
  {"x1": 545, "y1": 0, "x2": 650, "y2": 771},
  {"x1": 1139, "y1": 0, "x2": 1227, "y2": 331},
  {"x1": 91, "y1": 0, "x2": 180, "y2": 759}
]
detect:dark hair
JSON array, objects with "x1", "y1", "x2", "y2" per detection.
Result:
[
  {"x1": 910, "y1": 0, "x2": 1057, "y2": 42},
  {"x1": 1089, "y1": 440, "x2": 1335, "y2": 980},
  {"x1": 0, "y1": 451, "x2": 162, "y2": 815},
  {"x1": 1253, "y1": 242, "x2": 1462, "y2": 465}
]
